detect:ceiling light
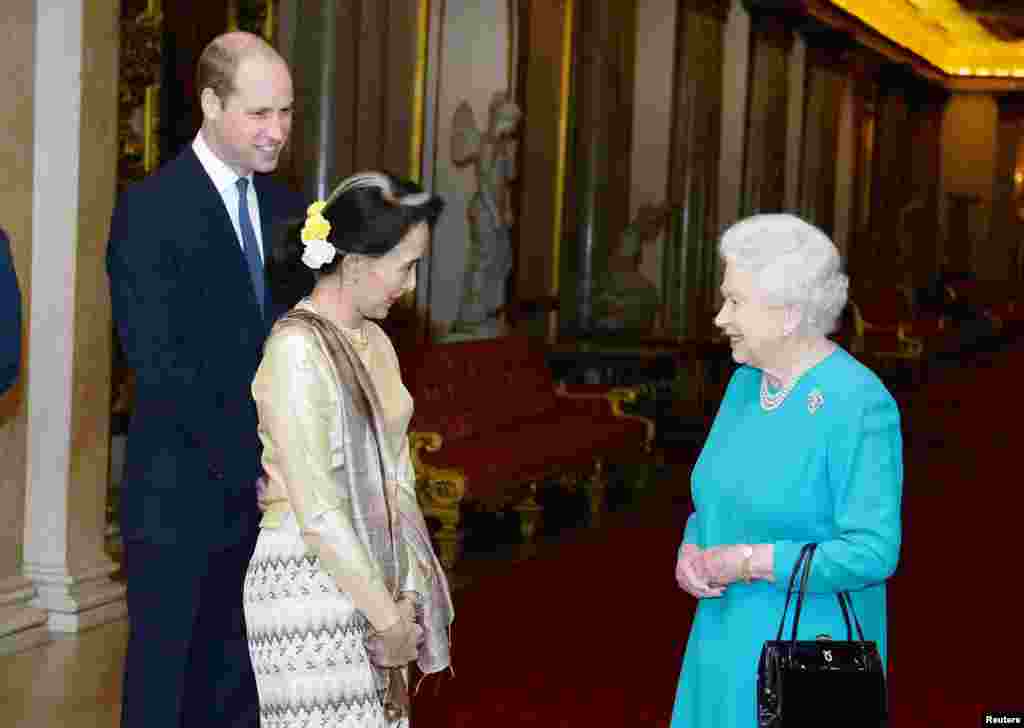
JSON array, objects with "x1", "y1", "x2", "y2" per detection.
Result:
[{"x1": 830, "y1": 2, "x2": 1024, "y2": 82}]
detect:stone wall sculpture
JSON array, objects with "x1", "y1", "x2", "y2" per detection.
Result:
[{"x1": 447, "y1": 92, "x2": 523, "y2": 340}]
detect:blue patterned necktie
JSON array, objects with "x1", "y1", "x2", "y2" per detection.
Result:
[{"x1": 236, "y1": 177, "x2": 266, "y2": 313}]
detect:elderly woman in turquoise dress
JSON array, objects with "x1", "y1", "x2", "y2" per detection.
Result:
[{"x1": 671, "y1": 214, "x2": 903, "y2": 727}]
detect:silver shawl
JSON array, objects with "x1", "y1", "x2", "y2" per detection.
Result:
[{"x1": 275, "y1": 308, "x2": 454, "y2": 675}]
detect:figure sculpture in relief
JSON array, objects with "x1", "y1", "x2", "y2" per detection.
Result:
[
  {"x1": 449, "y1": 91, "x2": 522, "y2": 339},
  {"x1": 594, "y1": 202, "x2": 670, "y2": 334}
]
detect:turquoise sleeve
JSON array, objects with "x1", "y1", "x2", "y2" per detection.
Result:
[
  {"x1": 773, "y1": 386, "x2": 903, "y2": 593},
  {"x1": 682, "y1": 512, "x2": 699, "y2": 548}
]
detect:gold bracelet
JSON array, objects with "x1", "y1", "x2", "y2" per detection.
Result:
[{"x1": 741, "y1": 545, "x2": 754, "y2": 583}]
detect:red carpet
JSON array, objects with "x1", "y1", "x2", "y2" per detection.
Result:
[
  {"x1": 413, "y1": 496, "x2": 693, "y2": 727},
  {"x1": 888, "y1": 344, "x2": 1024, "y2": 726},
  {"x1": 412, "y1": 344, "x2": 1024, "y2": 727}
]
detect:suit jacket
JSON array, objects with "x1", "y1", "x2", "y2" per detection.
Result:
[
  {"x1": 0, "y1": 228, "x2": 21, "y2": 395},
  {"x1": 107, "y1": 147, "x2": 303, "y2": 550}
]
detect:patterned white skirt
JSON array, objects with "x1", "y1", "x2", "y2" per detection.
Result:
[{"x1": 244, "y1": 513, "x2": 408, "y2": 728}]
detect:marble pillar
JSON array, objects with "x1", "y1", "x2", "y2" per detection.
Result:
[
  {"x1": 718, "y1": 0, "x2": 751, "y2": 230},
  {"x1": 282, "y1": 0, "x2": 425, "y2": 200},
  {"x1": 284, "y1": 0, "x2": 338, "y2": 200},
  {"x1": 785, "y1": 33, "x2": 806, "y2": 214},
  {"x1": 572, "y1": 1, "x2": 616, "y2": 333},
  {"x1": 799, "y1": 42, "x2": 846, "y2": 236},
  {"x1": 0, "y1": 0, "x2": 48, "y2": 657},
  {"x1": 845, "y1": 60, "x2": 880, "y2": 282},
  {"x1": 742, "y1": 11, "x2": 792, "y2": 216},
  {"x1": 20, "y1": 0, "x2": 126, "y2": 634},
  {"x1": 662, "y1": 0, "x2": 729, "y2": 341},
  {"x1": 833, "y1": 73, "x2": 857, "y2": 258}
]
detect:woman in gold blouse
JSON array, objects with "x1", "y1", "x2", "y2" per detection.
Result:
[{"x1": 244, "y1": 172, "x2": 453, "y2": 727}]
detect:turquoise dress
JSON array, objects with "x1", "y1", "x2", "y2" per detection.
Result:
[{"x1": 671, "y1": 347, "x2": 903, "y2": 728}]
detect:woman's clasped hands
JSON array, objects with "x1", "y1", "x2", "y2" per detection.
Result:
[
  {"x1": 365, "y1": 594, "x2": 425, "y2": 667},
  {"x1": 675, "y1": 543, "x2": 752, "y2": 598}
]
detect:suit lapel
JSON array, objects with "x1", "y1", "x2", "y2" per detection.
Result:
[{"x1": 180, "y1": 149, "x2": 265, "y2": 325}]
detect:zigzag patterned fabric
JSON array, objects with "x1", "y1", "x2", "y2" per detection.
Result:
[{"x1": 244, "y1": 513, "x2": 408, "y2": 728}]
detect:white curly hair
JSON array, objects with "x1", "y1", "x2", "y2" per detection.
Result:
[{"x1": 719, "y1": 214, "x2": 849, "y2": 336}]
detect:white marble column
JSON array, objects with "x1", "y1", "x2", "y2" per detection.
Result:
[
  {"x1": 21, "y1": 0, "x2": 126, "y2": 634},
  {"x1": 0, "y1": 0, "x2": 49, "y2": 657}
]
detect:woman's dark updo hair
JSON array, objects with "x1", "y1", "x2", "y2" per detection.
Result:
[{"x1": 268, "y1": 171, "x2": 445, "y2": 309}]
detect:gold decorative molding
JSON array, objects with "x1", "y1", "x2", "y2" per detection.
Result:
[
  {"x1": 142, "y1": 85, "x2": 159, "y2": 173},
  {"x1": 408, "y1": 432, "x2": 466, "y2": 508},
  {"x1": 410, "y1": 0, "x2": 431, "y2": 181},
  {"x1": 408, "y1": 431, "x2": 466, "y2": 570},
  {"x1": 551, "y1": 0, "x2": 574, "y2": 296}
]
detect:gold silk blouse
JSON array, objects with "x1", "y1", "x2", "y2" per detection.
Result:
[{"x1": 251, "y1": 299, "x2": 428, "y2": 632}]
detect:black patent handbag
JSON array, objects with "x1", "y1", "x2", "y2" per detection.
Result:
[{"x1": 756, "y1": 543, "x2": 888, "y2": 728}]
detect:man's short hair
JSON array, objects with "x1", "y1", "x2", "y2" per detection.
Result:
[
  {"x1": 195, "y1": 37, "x2": 238, "y2": 104},
  {"x1": 195, "y1": 33, "x2": 280, "y2": 105}
]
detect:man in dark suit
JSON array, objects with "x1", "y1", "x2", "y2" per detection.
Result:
[
  {"x1": 0, "y1": 227, "x2": 21, "y2": 396},
  {"x1": 107, "y1": 32, "x2": 303, "y2": 728}
]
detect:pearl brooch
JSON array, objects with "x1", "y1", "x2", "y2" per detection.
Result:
[{"x1": 807, "y1": 389, "x2": 824, "y2": 414}]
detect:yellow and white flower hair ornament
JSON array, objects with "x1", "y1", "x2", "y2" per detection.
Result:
[
  {"x1": 299, "y1": 172, "x2": 432, "y2": 270},
  {"x1": 299, "y1": 200, "x2": 335, "y2": 269}
]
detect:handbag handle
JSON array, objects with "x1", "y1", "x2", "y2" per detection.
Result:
[
  {"x1": 775, "y1": 543, "x2": 815, "y2": 641},
  {"x1": 776, "y1": 543, "x2": 867, "y2": 643},
  {"x1": 788, "y1": 543, "x2": 816, "y2": 642},
  {"x1": 837, "y1": 591, "x2": 867, "y2": 642}
]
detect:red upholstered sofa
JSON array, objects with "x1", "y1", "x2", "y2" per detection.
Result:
[{"x1": 400, "y1": 335, "x2": 654, "y2": 569}]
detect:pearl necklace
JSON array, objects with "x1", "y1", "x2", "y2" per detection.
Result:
[
  {"x1": 759, "y1": 343, "x2": 837, "y2": 411},
  {"x1": 760, "y1": 373, "x2": 798, "y2": 411}
]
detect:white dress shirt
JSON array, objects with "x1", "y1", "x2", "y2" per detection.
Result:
[{"x1": 192, "y1": 132, "x2": 265, "y2": 263}]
